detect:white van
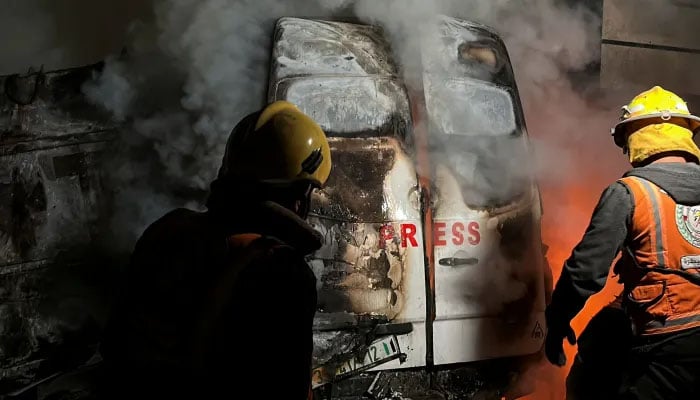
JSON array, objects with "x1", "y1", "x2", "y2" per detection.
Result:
[{"x1": 268, "y1": 15, "x2": 549, "y2": 399}]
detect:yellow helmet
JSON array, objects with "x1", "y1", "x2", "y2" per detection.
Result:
[
  {"x1": 611, "y1": 86, "x2": 700, "y2": 147},
  {"x1": 220, "y1": 101, "x2": 332, "y2": 187}
]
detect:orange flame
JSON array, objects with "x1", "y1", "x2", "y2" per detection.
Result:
[{"x1": 505, "y1": 82, "x2": 635, "y2": 400}]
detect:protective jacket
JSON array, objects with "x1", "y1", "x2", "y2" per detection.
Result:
[
  {"x1": 616, "y1": 175, "x2": 700, "y2": 335},
  {"x1": 548, "y1": 162, "x2": 700, "y2": 336},
  {"x1": 100, "y1": 178, "x2": 322, "y2": 399}
]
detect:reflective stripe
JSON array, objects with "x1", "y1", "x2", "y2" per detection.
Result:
[
  {"x1": 637, "y1": 178, "x2": 667, "y2": 268},
  {"x1": 646, "y1": 313, "x2": 700, "y2": 329}
]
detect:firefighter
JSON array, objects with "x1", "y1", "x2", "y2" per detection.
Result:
[
  {"x1": 544, "y1": 86, "x2": 700, "y2": 399},
  {"x1": 99, "y1": 100, "x2": 331, "y2": 399}
]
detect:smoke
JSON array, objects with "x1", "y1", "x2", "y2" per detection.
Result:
[
  {"x1": 345, "y1": 1, "x2": 626, "y2": 399},
  {"x1": 354, "y1": 0, "x2": 615, "y2": 179},
  {"x1": 80, "y1": 0, "x2": 621, "y2": 254},
  {"x1": 82, "y1": 0, "x2": 351, "y2": 248},
  {"x1": 81, "y1": 6, "x2": 629, "y2": 394},
  {"x1": 0, "y1": 0, "x2": 639, "y2": 397}
]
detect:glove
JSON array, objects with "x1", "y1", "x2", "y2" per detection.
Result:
[{"x1": 544, "y1": 321, "x2": 577, "y2": 367}]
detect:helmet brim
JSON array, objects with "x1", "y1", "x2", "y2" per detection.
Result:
[{"x1": 612, "y1": 113, "x2": 700, "y2": 147}]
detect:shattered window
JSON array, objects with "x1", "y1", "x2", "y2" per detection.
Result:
[
  {"x1": 425, "y1": 78, "x2": 517, "y2": 137},
  {"x1": 274, "y1": 76, "x2": 411, "y2": 140},
  {"x1": 458, "y1": 43, "x2": 500, "y2": 71}
]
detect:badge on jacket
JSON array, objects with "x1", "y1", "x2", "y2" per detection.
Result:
[{"x1": 676, "y1": 205, "x2": 700, "y2": 248}]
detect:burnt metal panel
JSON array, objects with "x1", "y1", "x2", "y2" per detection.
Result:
[
  {"x1": 270, "y1": 18, "x2": 411, "y2": 141},
  {"x1": 0, "y1": 65, "x2": 116, "y2": 392},
  {"x1": 311, "y1": 138, "x2": 399, "y2": 223},
  {"x1": 424, "y1": 16, "x2": 523, "y2": 90},
  {"x1": 309, "y1": 137, "x2": 417, "y2": 323},
  {"x1": 271, "y1": 17, "x2": 399, "y2": 82},
  {"x1": 0, "y1": 143, "x2": 110, "y2": 266},
  {"x1": 275, "y1": 76, "x2": 412, "y2": 140},
  {"x1": 271, "y1": 18, "x2": 420, "y2": 326},
  {"x1": 0, "y1": 65, "x2": 118, "y2": 139}
]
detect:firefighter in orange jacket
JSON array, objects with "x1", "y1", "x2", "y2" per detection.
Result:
[
  {"x1": 545, "y1": 86, "x2": 700, "y2": 399},
  {"x1": 100, "y1": 101, "x2": 331, "y2": 399}
]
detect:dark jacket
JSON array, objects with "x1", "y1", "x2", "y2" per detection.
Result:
[
  {"x1": 100, "y1": 179, "x2": 322, "y2": 399},
  {"x1": 548, "y1": 162, "x2": 700, "y2": 329}
]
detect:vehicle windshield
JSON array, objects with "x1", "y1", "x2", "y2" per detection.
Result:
[
  {"x1": 274, "y1": 76, "x2": 411, "y2": 139},
  {"x1": 425, "y1": 78, "x2": 531, "y2": 208}
]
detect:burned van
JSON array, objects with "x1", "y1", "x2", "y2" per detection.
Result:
[{"x1": 268, "y1": 16, "x2": 548, "y2": 398}]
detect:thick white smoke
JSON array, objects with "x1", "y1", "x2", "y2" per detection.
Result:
[
  {"x1": 354, "y1": 0, "x2": 623, "y2": 182},
  {"x1": 83, "y1": 0, "x2": 350, "y2": 248},
  {"x1": 80, "y1": 16, "x2": 632, "y2": 399},
  {"x1": 80, "y1": 0, "x2": 629, "y2": 256},
  {"x1": 1, "y1": 0, "x2": 637, "y2": 397}
]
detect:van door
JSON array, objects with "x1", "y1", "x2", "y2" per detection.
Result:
[
  {"x1": 268, "y1": 17, "x2": 428, "y2": 378},
  {"x1": 420, "y1": 16, "x2": 547, "y2": 365}
]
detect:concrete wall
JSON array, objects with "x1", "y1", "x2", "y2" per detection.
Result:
[
  {"x1": 601, "y1": 0, "x2": 700, "y2": 97},
  {"x1": 0, "y1": 0, "x2": 153, "y2": 76}
]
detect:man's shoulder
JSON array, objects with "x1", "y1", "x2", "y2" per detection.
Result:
[
  {"x1": 587, "y1": 180, "x2": 634, "y2": 216},
  {"x1": 603, "y1": 179, "x2": 634, "y2": 197},
  {"x1": 137, "y1": 208, "x2": 210, "y2": 247}
]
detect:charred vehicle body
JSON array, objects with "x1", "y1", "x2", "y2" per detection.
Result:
[
  {"x1": 0, "y1": 14, "x2": 547, "y2": 400},
  {"x1": 268, "y1": 16, "x2": 548, "y2": 399},
  {"x1": 0, "y1": 66, "x2": 116, "y2": 398}
]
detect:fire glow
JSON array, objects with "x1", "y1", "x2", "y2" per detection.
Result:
[{"x1": 521, "y1": 176, "x2": 625, "y2": 400}]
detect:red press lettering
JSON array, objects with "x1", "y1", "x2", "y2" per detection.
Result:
[
  {"x1": 380, "y1": 224, "x2": 395, "y2": 241},
  {"x1": 452, "y1": 222, "x2": 465, "y2": 245},
  {"x1": 400, "y1": 223, "x2": 418, "y2": 248},
  {"x1": 468, "y1": 221, "x2": 481, "y2": 245},
  {"x1": 434, "y1": 222, "x2": 447, "y2": 246}
]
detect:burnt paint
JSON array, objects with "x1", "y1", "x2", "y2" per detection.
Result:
[
  {"x1": 311, "y1": 139, "x2": 396, "y2": 222},
  {"x1": 0, "y1": 63, "x2": 113, "y2": 138},
  {"x1": 314, "y1": 219, "x2": 403, "y2": 315},
  {"x1": 4, "y1": 71, "x2": 42, "y2": 106},
  {"x1": 0, "y1": 64, "x2": 115, "y2": 393},
  {"x1": 321, "y1": 362, "x2": 520, "y2": 400},
  {"x1": 310, "y1": 139, "x2": 404, "y2": 317},
  {"x1": 53, "y1": 152, "x2": 95, "y2": 199},
  {"x1": 0, "y1": 303, "x2": 35, "y2": 362},
  {"x1": 1, "y1": 167, "x2": 48, "y2": 258}
]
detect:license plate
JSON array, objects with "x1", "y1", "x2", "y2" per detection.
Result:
[{"x1": 312, "y1": 335, "x2": 402, "y2": 388}]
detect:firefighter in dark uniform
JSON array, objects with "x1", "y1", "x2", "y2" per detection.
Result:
[
  {"x1": 99, "y1": 101, "x2": 331, "y2": 399},
  {"x1": 545, "y1": 86, "x2": 700, "y2": 399}
]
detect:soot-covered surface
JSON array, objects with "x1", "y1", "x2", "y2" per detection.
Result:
[{"x1": 0, "y1": 65, "x2": 116, "y2": 395}]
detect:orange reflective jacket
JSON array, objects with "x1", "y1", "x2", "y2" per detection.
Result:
[{"x1": 617, "y1": 176, "x2": 700, "y2": 336}]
